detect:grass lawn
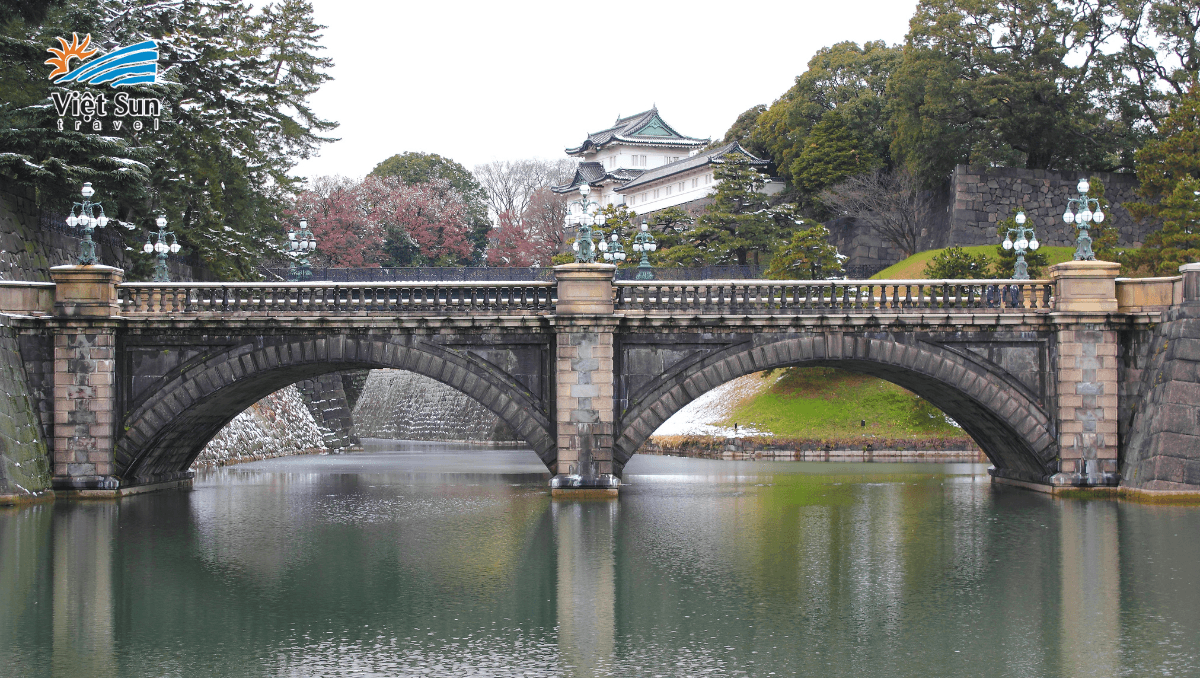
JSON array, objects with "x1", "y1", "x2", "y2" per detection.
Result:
[
  {"x1": 871, "y1": 245, "x2": 1076, "y2": 280},
  {"x1": 720, "y1": 367, "x2": 964, "y2": 440}
]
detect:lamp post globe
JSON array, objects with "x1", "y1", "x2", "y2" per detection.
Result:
[
  {"x1": 1062, "y1": 177, "x2": 1104, "y2": 260},
  {"x1": 566, "y1": 184, "x2": 601, "y2": 263},
  {"x1": 66, "y1": 182, "x2": 110, "y2": 265},
  {"x1": 143, "y1": 214, "x2": 180, "y2": 282},
  {"x1": 287, "y1": 218, "x2": 316, "y2": 281},
  {"x1": 632, "y1": 220, "x2": 658, "y2": 280},
  {"x1": 1002, "y1": 210, "x2": 1038, "y2": 280}
]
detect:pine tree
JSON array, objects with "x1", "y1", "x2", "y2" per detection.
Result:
[
  {"x1": 765, "y1": 223, "x2": 844, "y2": 280},
  {"x1": 1125, "y1": 83, "x2": 1200, "y2": 275},
  {"x1": 924, "y1": 246, "x2": 993, "y2": 279},
  {"x1": 693, "y1": 155, "x2": 783, "y2": 266}
]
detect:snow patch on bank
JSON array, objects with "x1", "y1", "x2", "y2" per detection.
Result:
[{"x1": 652, "y1": 371, "x2": 782, "y2": 438}]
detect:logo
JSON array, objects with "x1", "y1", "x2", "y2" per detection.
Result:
[
  {"x1": 46, "y1": 33, "x2": 159, "y2": 86},
  {"x1": 46, "y1": 33, "x2": 164, "y2": 133}
]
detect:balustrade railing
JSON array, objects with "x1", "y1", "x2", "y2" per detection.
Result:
[
  {"x1": 117, "y1": 281, "x2": 556, "y2": 316},
  {"x1": 614, "y1": 279, "x2": 1054, "y2": 314}
]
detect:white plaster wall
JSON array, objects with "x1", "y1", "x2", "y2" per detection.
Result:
[{"x1": 622, "y1": 167, "x2": 717, "y2": 213}]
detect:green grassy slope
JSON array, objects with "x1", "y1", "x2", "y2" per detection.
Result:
[
  {"x1": 871, "y1": 245, "x2": 1076, "y2": 280},
  {"x1": 719, "y1": 368, "x2": 963, "y2": 440}
]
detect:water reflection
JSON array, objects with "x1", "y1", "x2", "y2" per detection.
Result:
[{"x1": 0, "y1": 445, "x2": 1196, "y2": 677}]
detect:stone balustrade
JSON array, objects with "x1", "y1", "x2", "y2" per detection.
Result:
[
  {"x1": 614, "y1": 279, "x2": 1054, "y2": 314},
  {"x1": 115, "y1": 280, "x2": 557, "y2": 316}
]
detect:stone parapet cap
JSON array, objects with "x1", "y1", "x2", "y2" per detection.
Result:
[
  {"x1": 1049, "y1": 259, "x2": 1119, "y2": 313},
  {"x1": 554, "y1": 263, "x2": 616, "y2": 315},
  {"x1": 1049, "y1": 259, "x2": 1121, "y2": 279},
  {"x1": 49, "y1": 265, "x2": 125, "y2": 318},
  {"x1": 1179, "y1": 262, "x2": 1200, "y2": 302}
]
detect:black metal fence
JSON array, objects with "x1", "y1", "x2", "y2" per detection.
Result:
[{"x1": 257, "y1": 266, "x2": 557, "y2": 282}]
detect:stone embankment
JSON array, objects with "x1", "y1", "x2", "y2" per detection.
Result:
[
  {"x1": 352, "y1": 369, "x2": 518, "y2": 443},
  {"x1": 194, "y1": 385, "x2": 326, "y2": 468}
]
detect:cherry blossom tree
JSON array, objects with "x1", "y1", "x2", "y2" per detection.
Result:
[
  {"x1": 291, "y1": 175, "x2": 474, "y2": 267},
  {"x1": 486, "y1": 187, "x2": 567, "y2": 266},
  {"x1": 291, "y1": 175, "x2": 385, "y2": 268}
]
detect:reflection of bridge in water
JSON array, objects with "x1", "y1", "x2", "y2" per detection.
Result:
[{"x1": 7, "y1": 260, "x2": 1200, "y2": 497}]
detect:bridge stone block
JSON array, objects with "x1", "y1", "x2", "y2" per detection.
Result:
[{"x1": 51, "y1": 322, "x2": 120, "y2": 491}]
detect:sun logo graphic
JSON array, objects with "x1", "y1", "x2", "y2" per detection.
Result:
[{"x1": 46, "y1": 33, "x2": 159, "y2": 87}]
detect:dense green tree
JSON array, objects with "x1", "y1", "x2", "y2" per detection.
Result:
[
  {"x1": 720, "y1": 104, "x2": 768, "y2": 157},
  {"x1": 765, "y1": 223, "x2": 844, "y2": 279},
  {"x1": 923, "y1": 246, "x2": 993, "y2": 279},
  {"x1": 889, "y1": 0, "x2": 1131, "y2": 185},
  {"x1": 371, "y1": 151, "x2": 490, "y2": 264},
  {"x1": 751, "y1": 40, "x2": 899, "y2": 186},
  {"x1": 791, "y1": 111, "x2": 882, "y2": 198}
]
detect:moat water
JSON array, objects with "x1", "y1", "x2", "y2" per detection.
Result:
[{"x1": 2, "y1": 441, "x2": 1199, "y2": 677}]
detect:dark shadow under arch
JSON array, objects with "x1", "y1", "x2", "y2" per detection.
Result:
[
  {"x1": 116, "y1": 336, "x2": 556, "y2": 485},
  {"x1": 614, "y1": 334, "x2": 1058, "y2": 484}
]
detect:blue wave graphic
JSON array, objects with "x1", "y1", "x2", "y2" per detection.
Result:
[{"x1": 54, "y1": 39, "x2": 158, "y2": 87}]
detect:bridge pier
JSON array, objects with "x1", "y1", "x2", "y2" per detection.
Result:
[
  {"x1": 48, "y1": 266, "x2": 123, "y2": 493},
  {"x1": 1048, "y1": 261, "x2": 1122, "y2": 488},
  {"x1": 549, "y1": 265, "x2": 620, "y2": 497}
]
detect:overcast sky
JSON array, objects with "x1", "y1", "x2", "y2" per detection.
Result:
[{"x1": 292, "y1": 0, "x2": 920, "y2": 182}]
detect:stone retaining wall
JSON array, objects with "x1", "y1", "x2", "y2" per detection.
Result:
[
  {"x1": 352, "y1": 369, "x2": 518, "y2": 442},
  {"x1": 833, "y1": 165, "x2": 1157, "y2": 270},
  {"x1": 0, "y1": 318, "x2": 51, "y2": 502}
]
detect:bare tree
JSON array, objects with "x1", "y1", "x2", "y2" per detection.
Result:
[
  {"x1": 472, "y1": 158, "x2": 576, "y2": 226},
  {"x1": 820, "y1": 169, "x2": 931, "y2": 258}
]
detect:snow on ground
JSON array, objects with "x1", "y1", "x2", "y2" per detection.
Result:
[{"x1": 652, "y1": 371, "x2": 782, "y2": 438}]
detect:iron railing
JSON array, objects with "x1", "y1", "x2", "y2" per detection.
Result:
[
  {"x1": 117, "y1": 281, "x2": 557, "y2": 316},
  {"x1": 613, "y1": 279, "x2": 1054, "y2": 314}
]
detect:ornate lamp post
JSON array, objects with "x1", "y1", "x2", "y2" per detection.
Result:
[
  {"x1": 65, "y1": 182, "x2": 109, "y2": 265},
  {"x1": 567, "y1": 184, "x2": 605, "y2": 263},
  {"x1": 142, "y1": 215, "x2": 181, "y2": 282},
  {"x1": 631, "y1": 221, "x2": 658, "y2": 280},
  {"x1": 1001, "y1": 210, "x2": 1040, "y2": 279},
  {"x1": 287, "y1": 219, "x2": 317, "y2": 281},
  {"x1": 1062, "y1": 177, "x2": 1105, "y2": 261},
  {"x1": 599, "y1": 231, "x2": 627, "y2": 264}
]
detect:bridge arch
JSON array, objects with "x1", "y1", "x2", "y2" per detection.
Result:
[
  {"x1": 614, "y1": 333, "x2": 1058, "y2": 484},
  {"x1": 115, "y1": 335, "x2": 556, "y2": 485}
]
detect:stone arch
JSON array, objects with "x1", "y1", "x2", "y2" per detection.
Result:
[
  {"x1": 115, "y1": 335, "x2": 556, "y2": 485},
  {"x1": 614, "y1": 333, "x2": 1058, "y2": 484}
]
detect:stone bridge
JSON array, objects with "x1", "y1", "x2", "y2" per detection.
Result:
[{"x1": 5, "y1": 260, "x2": 1199, "y2": 498}]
